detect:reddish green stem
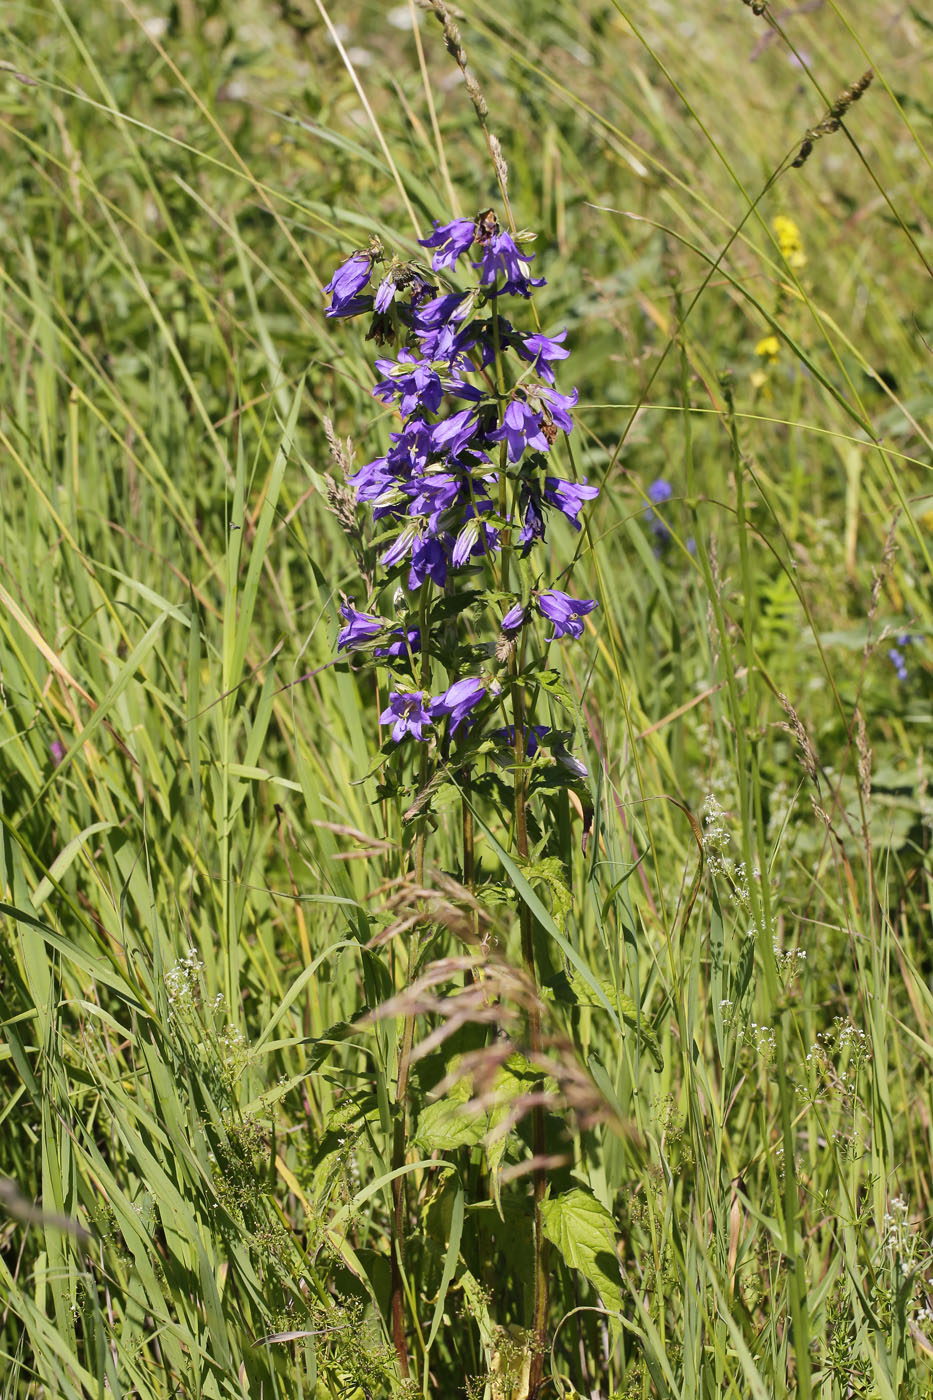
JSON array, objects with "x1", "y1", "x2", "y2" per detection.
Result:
[{"x1": 512, "y1": 682, "x2": 549, "y2": 1396}]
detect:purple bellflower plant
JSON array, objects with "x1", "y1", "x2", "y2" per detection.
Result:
[
  {"x1": 325, "y1": 207, "x2": 598, "y2": 781},
  {"x1": 325, "y1": 207, "x2": 600, "y2": 1392}
]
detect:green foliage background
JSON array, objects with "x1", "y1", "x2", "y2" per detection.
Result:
[{"x1": 0, "y1": 0, "x2": 932, "y2": 1396}]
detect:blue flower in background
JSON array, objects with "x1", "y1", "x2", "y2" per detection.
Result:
[
  {"x1": 415, "y1": 291, "x2": 470, "y2": 330},
  {"x1": 518, "y1": 486, "x2": 547, "y2": 552},
  {"x1": 494, "y1": 724, "x2": 549, "y2": 757},
  {"x1": 888, "y1": 634, "x2": 919, "y2": 682},
  {"x1": 537, "y1": 384, "x2": 577, "y2": 432},
  {"x1": 417, "y1": 319, "x2": 479, "y2": 365},
  {"x1": 645, "y1": 478, "x2": 674, "y2": 547},
  {"x1": 373, "y1": 348, "x2": 483, "y2": 422},
  {"x1": 501, "y1": 602, "x2": 527, "y2": 634},
  {"x1": 381, "y1": 524, "x2": 418, "y2": 571},
  {"x1": 374, "y1": 350, "x2": 445, "y2": 417},
  {"x1": 408, "y1": 535, "x2": 449, "y2": 591},
  {"x1": 451, "y1": 517, "x2": 500, "y2": 568},
  {"x1": 555, "y1": 744, "x2": 589, "y2": 780},
  {"x1": 374, "y1": 627, "x2": 421, "y2": 660},
  {"x1": 431, "y1": 408, "x2": 481, "y2": 459},
  {"x1": 374, "y1": 275, "x2": 397, "y2": 313},
  {"x1": 386, "y1": 419, "x2": 434, "y2": 476},
  {"x1": 405, "y1": 472, "x2": 462, "y2": 527},
  {"x1": 326, "y1": 207, "x2": 597, "y2": 774}
]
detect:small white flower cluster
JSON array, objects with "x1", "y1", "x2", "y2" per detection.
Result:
[
  {"x1": 831, "y1": 1125, "x2": 865, "y2": 1161},
  {"x1": 702, "y1": 793, "x2": 730, "y2": 855},
  {"x1": 165, "y1": 948, "x2": 205, "y2": 1007},
  {"x1": 916, "y1": 1302, "x2": 933, "y2": 1329},
  {"x1": 773, "y1": 944, "x2": 807, "y2": 980},
  {"x1": 702, "y1": 794, "x2": 764, "y2": 937},
  {"x1": 219, "y1": 1022, "x2": 247, "y2": 1065},
  {"x1": 800, "y1": 1019, "x2": 871, "y2": 1103},
  {"x1": 745, "y1": 1020, "x2": 776, "y2": 1060},
  {"x1": 881, "y1": 1195, "x2": 920, "y2": 1269},
  {"x1": 836, "y1": 1020, "x2": 869, "y2": 1054},
  {"x1": 880, "y1": 1196, "x2": 933, "y2": 1307},
  {"x1": 163, "y1": 948, "x2": 249, "y2": 1096},
  {"x1": 717, "y1": 999, "x2": 776, "y2": 1060}
]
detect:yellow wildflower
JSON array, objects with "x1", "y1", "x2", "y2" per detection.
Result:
[
  {"x1": 755, "y1": 334, "x2": 781, "y2": 362},
  {"x1": 773, "y1": 214, "x2": 807, "y2": 270}
]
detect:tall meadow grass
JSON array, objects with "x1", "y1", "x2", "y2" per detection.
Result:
[{"x1": 0, "y1": 1, "x2": 931, "y2": 1396}]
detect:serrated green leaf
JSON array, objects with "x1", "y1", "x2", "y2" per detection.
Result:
[
  {"x1": 415, "y1": 1055, "x2": 545, "y2": 1184},
  {"x1": 415, "y1": 1075, "x2": 486, "y2": 1152},
  {"x1": 534, "y1": 667, "x2": 579, "y2": 713},
  {"x1": 540, "y1": 1187, "x2": 622, "y2": 1335},
  {"x1": 483, "y1": 1054, "x2": 547, "y2": 1213}
]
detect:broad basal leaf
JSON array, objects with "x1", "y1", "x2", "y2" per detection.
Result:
[{"x1": 540, "y1": 1187, "x2": 622, "y2": 1334}]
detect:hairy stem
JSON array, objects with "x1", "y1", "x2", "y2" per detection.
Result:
[
  {"x1": 512, "y1": 681, "x2": 549, "y2": 1396},
  {"x1": 389, "y1": 590, "x2": 433, "y2": 1378},
  {"x1": 390, "y1": 1010, "x2": 415, "y2": 1378},
  {"x1": 390, "y1": 826, "x2": 423, "y2": 1379},
  {"x1": 462, "y1": 780, "x2": 479, "y2": 959}
]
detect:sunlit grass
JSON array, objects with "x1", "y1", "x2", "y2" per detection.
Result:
[{"x1": 0, "y1": 0, "x2": 931, "y2": 1396}]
